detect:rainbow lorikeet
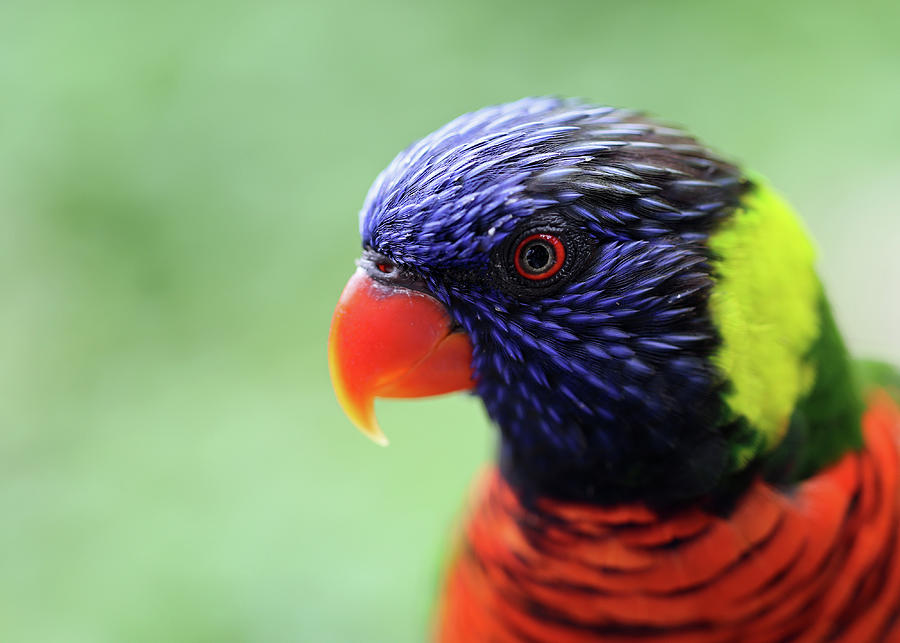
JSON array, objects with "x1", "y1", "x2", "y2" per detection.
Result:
[{"x1": 328, "y1": 98, "x2": 900, "y2": 641}]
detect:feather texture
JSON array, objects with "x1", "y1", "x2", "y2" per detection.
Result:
[
  {"x1": 343, "y1": 98, "x2": 900, "y2": 639},
  {"x1": 438, "y1": 392, "x2": 900, "y2": 642}
]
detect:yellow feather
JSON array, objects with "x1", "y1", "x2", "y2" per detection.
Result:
[{"x1": 708, "y1": 181, "x2": 820, "y2": 466}]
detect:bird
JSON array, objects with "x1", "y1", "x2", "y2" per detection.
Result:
[{"x1": 327, "y1": 97, "x2": 900, "y2": 642}]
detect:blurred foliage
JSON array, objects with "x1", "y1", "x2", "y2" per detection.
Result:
[{"x1": 1, "y1": 1, "x2": 898, "y2": 641}]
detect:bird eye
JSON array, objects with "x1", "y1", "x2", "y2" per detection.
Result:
[
  {"x1": 376, "y1": 261, "x2": 395, "y2": 274},
  {"x1": 514, "y1": 234, "x2": 565, "y2": 280}
]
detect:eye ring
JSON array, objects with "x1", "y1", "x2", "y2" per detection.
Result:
[{"x1": 514, "y1": 233, "x2": 566, "y2": 280}]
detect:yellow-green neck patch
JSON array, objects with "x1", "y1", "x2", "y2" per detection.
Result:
[{"x1": 708, "y1": 182, "x2": 820, "y2": 467}]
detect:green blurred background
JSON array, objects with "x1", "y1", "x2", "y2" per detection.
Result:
[{"x1": 2, "y1": 1, "x2": 898, "y2": 641}]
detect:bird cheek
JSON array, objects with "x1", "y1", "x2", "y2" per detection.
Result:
[{"x1": 328, "y1": 269, "x2": 475, "y2": 445}]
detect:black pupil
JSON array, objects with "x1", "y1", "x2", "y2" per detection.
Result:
[{"x1": 523, "y1": 242, "x2": 553, "y2": 272}]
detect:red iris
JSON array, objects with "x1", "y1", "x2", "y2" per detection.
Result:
[{"x1": 513, "y1": 233, "x2": 565, "y2": 280}]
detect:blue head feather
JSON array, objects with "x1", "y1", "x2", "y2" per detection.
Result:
[{"x1": 359, "y1": 98, "x2": 749, "y2": 503}]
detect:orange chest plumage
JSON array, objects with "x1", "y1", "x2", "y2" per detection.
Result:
[{"x1": 437, "y1": 394, "x2": 900, "y2": 643}]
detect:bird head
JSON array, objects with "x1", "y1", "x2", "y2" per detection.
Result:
[{"x1": 329, "y1": 97, "x2": 826, "y2": 503}]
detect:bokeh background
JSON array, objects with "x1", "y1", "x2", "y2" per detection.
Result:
[{"x1": 2, "y1": 1, "x2": 899, "y2": 641}]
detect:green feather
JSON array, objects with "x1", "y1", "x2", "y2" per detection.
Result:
[
  {"x1": 765, "y1": 294, "x2": 864, "y2": 482},
  {"x1": 854, "y1": 359, "x2": 900, "y2": 403}
]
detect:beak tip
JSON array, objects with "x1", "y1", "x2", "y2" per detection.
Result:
[
  {"x1": 333, "y1": 389, "x2": 390, "y2": 446},
  {"x1": 354, "y1": 418, "x2": 390, "y2": 447}
]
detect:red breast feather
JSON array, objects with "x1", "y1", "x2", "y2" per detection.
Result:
[{"x1": 437, "y1": 392, "x2": 900, "y2": 643}]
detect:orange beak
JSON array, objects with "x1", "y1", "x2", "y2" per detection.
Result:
[{"x1": 328, "y1": 269, "x2": 475, "y2": 445}]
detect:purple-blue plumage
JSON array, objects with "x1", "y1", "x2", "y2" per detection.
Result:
[{"x1": 359, "y1": 97, "x2": 748, "y2": 503}]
